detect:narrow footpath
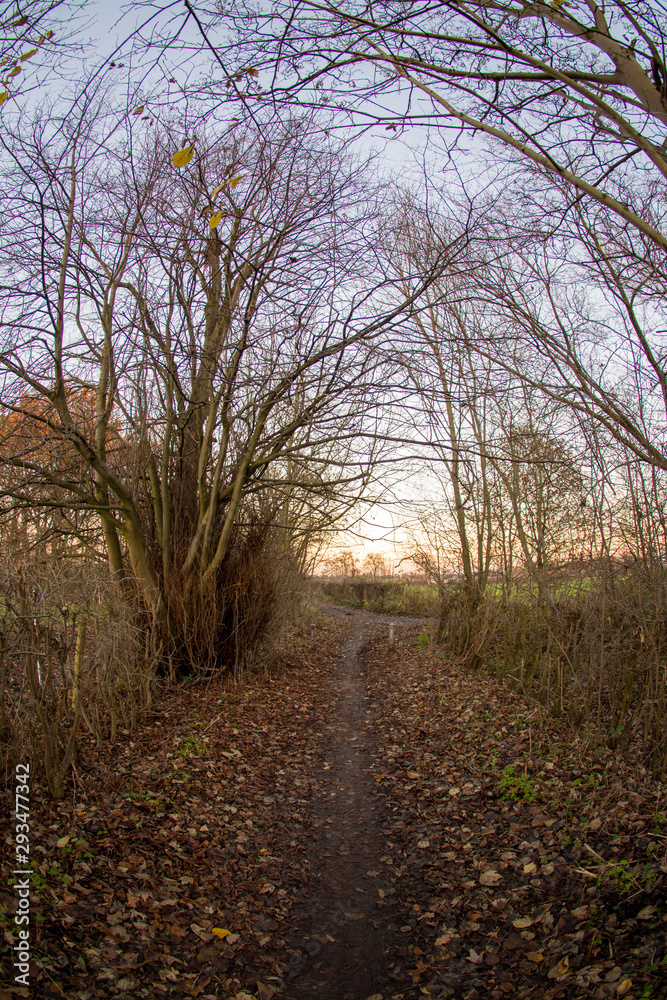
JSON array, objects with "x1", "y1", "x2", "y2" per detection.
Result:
[
  {"x1": 13, "y1": 607, "x2": 667, "y2": 1000},
  {"x1": 287, "y1": 615, "x2": 388, "y2": 997}
]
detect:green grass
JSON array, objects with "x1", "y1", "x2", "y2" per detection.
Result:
[
  {"x1": 484, "y1": 576, "x2": 595, "y2": 601},
  {"x1": 321, "y1": 575, "x2": 597, "y2": 616},
  {"x1": 320, "y1": 579, "x2": 439, "y2": 616},
  {"x1": 496, "y1": 764, "x2": 536, "y2": 803}
]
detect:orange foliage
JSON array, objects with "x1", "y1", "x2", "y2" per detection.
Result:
[{"x1": 0, "y1": 387, "x2": 122, "y2": 474}]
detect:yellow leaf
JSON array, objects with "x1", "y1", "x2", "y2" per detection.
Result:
[
  {"x1": 229, "y1": 175, "x2": 242, "y2": 189},
  {"x1": 616, "y1": 981, "x2": 632, "y2": 997},
  {"x1": 46, "y1": 30, "x2": 54, "y2": 39},
  {"x1": 211, "y1": 927, "x2": 231, "y2": 939},
  {"x1": 557, "y1": 955, "x2": 570, "y2": 975},
  {"x1": 56, "y1": 835, "x2": 70, "y2": 848},
  {"x1": 0, "y1": 92, "x2": 9, "y2": 107},
  {"x1": 211, "y1": 182, "x2": 226, "y2": 200},
  {"x1": 246, "y1": 67, "x2": 259, "y2": 77},
  {"x1": 20, "y1": 48, "x2": 37, "y2": 61},
  {"x1": 209, "y1": 210, "x2": 224, "y2": 229},
  {"x1": 11, "y1": 15, "x2": 28, "y2": 26},
  {"x1": 172, "y1": 146, "x2": 194, "y2": 168},
  {"x1": 512, "y1": 916, "x2": 533, "y2": 929},
  {"x1": 132, "y1": 105, "x2": 144, "y2": 115},
  {"x1": 8, "y1": 65, "x2": 21, "y2": 77}
]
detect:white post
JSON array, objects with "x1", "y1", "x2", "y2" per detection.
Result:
[{"x1": 389, "y1": 623, "x2": 395, "y2": 651}]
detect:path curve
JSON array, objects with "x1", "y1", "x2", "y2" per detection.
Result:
[{"x1": 318, "y1": 600, "x2": 437, "y2": 629}]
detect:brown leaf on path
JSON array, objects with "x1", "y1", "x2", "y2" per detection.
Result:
[
  {"x1": 479, "y1": 869, "x2": 503, "y2": 885},
  {"x1": 190, "y1": 922, "x2": 213, "y2": 942},
  {"x1": 531, "y1": 813, "x2": 549, "y2": 827}
]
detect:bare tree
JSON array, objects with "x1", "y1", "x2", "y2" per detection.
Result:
[
  {"x1": 0, "y1": 95, "x2": 449, "y2": 669},
  {"x1": 218, "y1": 0, "x2": 667, "y2": 251},
  {"x1": 0, "y1": 0, "x2": 70, "y2": 108},
  {"x1": 179, "y1": 2, "x2": 667, "y2": 485},
  {"x1": 463, "y1": 205, "x2": 667, "y2": 475},
  {"x1": 490, "y1": 403, "x2": 589, "y2": 598},
  {"x1": 386, "y1": 201, "x2": 497, "y2": 601}
]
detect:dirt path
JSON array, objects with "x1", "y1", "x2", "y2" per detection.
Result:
[
  {"x1": 285, "y1": 605, "x2": 436, "y2": 998},
  {"x1": 286, "y1": 616, "x2": 388, "y2": 998},
  {"x1": 13, "y1": 605, "x2": 667, "y2": 1000}
]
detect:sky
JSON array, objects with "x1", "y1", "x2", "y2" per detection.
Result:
[
  {"x1": 15, "y1": 2, "x2": 474, "y2": 572},
  {"x1": 100, "y1": 1, "x2": 472, "y2": 572},
  {"x1": 5, "y1": 2, "x2": 664, "y2": 581}
]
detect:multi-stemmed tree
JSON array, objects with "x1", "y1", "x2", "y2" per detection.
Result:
[{"x1": 0, "y1": 92, "x2": 454, "y2": 669}]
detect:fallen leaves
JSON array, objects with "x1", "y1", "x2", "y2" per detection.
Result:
[
  {"x1": 547, "y1": 954, "x2": 570, "y2": 979},
  {"x1": 211, "y1": 927, "x2": 231, "y2": 939},
  {"x1": 4, "y1": 610, "x2": 666, "y2": 1000},
  {"x1": 361, "y1": 616, "x2": 667, "y2": 999}
]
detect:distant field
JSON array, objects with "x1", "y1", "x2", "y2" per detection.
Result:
[
  {"x1": 319, "y1": 573, "x2": 600, "y2": 617},
  {"x1": 484, "y1": 575, "x2": 596, "y2": 600},
  {"x1": 319, "y1": 578, "x2": 440, "y2": 616}
]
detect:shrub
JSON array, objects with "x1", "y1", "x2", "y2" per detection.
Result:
[
  {"x1": 436, "y1": 568, "x2": 667, "y2": 776},
  {"x1": 0, "y1": 557, "x2": 145, "y2": 797}
]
